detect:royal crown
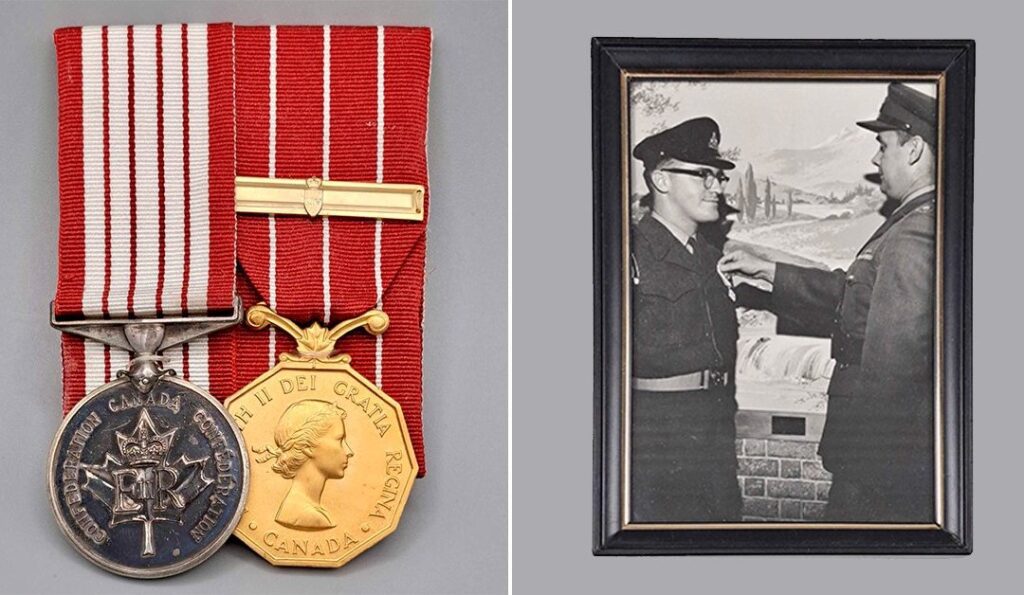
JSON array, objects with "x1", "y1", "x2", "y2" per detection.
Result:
[{"x1": 116, "y1": 408, "x2": 176, "y2": 467}]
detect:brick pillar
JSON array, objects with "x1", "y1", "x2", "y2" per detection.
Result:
[{"x1": 736, "y1": 438, "x2": 832, "y2": 521}]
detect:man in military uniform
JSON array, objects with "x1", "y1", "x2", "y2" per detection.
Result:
[
  {"x1": 630, "y1": 117, "x2": 742, "y2": 522},
  {"x1": 719, "y1": 83, "x2": 937, "y2": 522}
]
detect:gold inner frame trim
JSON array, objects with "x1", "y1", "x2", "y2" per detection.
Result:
[
  {"x1": 235, "y1": 176, "x2": 425, "y2": 221},
  {"x1": 618, "y1": 69, "x2": 946, "y2": 531}
]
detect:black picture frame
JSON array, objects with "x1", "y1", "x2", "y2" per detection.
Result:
[{"x1": 592, "y1": 38, "x2": 973, "y2": 555}]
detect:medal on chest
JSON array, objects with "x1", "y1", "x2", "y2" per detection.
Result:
[{"x1": 225, "y1": 305, "x2": 417, "y2": 567}]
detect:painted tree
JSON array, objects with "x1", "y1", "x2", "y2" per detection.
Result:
[
  {"x1": 744, "y1": 164, "x2": 758, "y2": 221},
  {"x1": 764, "y1": 177, "x2": 774, "y2": 219},
  {"x1": 786, "y1": 190, "x2": 794, "y2": 218},
  {"x1": 735, "y1": 182, "x2": 745, "y2": 223}
]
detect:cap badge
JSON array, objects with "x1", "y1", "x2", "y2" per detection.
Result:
[{"x1": 708, "y1": 131, "x2": 719, "y2": 150}]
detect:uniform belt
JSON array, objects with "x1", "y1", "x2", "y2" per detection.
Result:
[{"x1": 632, "y1": 370, "x2": 731, "y2": 392}]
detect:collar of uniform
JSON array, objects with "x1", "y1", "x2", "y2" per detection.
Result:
[
  {"x1": 637, "y1": 214, "x2": 700, "y2": 271},
  {"x1": 891, "y1": 184, "x2": 936, "y2": 217},
  {"x1": 859, "y1": 187, "x2": 936, "y2": 253},
  {"x1": 650, "y1": 210, "x2": 694, "y2": 248},
  {"x1": 637, "y1": 215, "x2": 676, "y2": 260}
]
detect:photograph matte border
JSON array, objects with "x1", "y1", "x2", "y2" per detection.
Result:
[{"x1": 592, "y1": 38, "x2": 973, "y2": 554}]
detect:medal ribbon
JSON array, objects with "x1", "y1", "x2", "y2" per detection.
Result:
[
  {"x1": 232, "y1": 25, "x2": 430, "y2": 475},
  {"x1": 54, "y1": 24, "x2": 237, "y2": 411},
  {"x1": 54, "y1": 24, "x2": 430, "y2": 475}
]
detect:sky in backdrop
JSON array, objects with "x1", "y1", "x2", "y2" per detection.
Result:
[{"x1": 630, "y1": 80, "x2": 936, "y2": 160}]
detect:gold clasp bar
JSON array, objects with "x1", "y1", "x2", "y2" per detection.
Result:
[{"x1": 235, "y1": 176, "x2": 424, "y2": 221}]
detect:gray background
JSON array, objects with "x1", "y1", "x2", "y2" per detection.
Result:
[
  {"x1": 0, "y1": 1, "x2": 506, "y2": 593},
  {"x1": 510, "y1": 0, "x2": 1013, "y2": 594}
]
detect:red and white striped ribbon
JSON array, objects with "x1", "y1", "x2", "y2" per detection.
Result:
[
  {"x1": 55, "y1": 23, "x2": 431, "y2": 475},
  {"x1": 54, "y1": 23, "x2": 236, "y2": 410},
  {"x1": 233, "y1": 25, "x2": 431, "y2": 474}
]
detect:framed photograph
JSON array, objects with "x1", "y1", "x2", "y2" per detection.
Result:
[{"x1": 592, "y1": 39, "x2": 973, "y2": 554}]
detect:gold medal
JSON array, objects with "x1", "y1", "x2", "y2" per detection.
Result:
[{"x1": 225, "y1": 305, "x2": 418, "y2": 568}]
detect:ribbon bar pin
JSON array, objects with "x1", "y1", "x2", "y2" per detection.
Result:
[{"x1": 235, "y1": 176, "x2": 425, "y2": 220}]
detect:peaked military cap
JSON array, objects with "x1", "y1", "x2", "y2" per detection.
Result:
[
  {"x1": 633, "y1": 116, "x2": 736, "y2": 171},
  {"x1": 857, "y1": 82, "x2": 937, "y2": 147}
]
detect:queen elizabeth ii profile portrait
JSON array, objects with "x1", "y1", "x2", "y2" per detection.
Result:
[{"x1": 253, "y1": 400, "x2": 354, "y2": 530}]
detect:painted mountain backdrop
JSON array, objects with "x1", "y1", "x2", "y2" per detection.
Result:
[{"x1": 742, "y1": 125, "x2": 881, "y2": 200}]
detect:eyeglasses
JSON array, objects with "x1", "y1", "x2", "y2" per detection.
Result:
[{"x1": 660, "y1": 167, "x2": 729, "y2": 189}]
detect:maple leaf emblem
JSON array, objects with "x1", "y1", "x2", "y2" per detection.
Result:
[{"x1": 80, "y1": 408, "x2": 214, "y2": 557}]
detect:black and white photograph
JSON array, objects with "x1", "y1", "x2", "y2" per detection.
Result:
[
  {"x1": 629, "y1": 78, "x2": 939, "y2": 525},
  {"x1": 593, "y1": 39, "x2": 973, "y2": 554}
]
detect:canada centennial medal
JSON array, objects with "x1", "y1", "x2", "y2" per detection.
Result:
[
  {"x1": 48, "y1": 357, "x2": 248, "y2": 578},
  {"x1": 49, "y1": 22, "x2": 244, "y2": 578},
  {"x1": 225, "y1": 304, "x2": 418, "y2": 568}
]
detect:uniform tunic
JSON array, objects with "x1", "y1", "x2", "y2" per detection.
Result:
[
  {"x1": 630, "y1": 215, "x2": 741, "y2": 522},
  {"x1": 771, "y1": 191, "x2": 936, "y2": 522}
]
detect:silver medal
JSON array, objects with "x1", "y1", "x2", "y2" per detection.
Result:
[{"x1": 48, "y1": 304, "x2": 247, "y2": 578}]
